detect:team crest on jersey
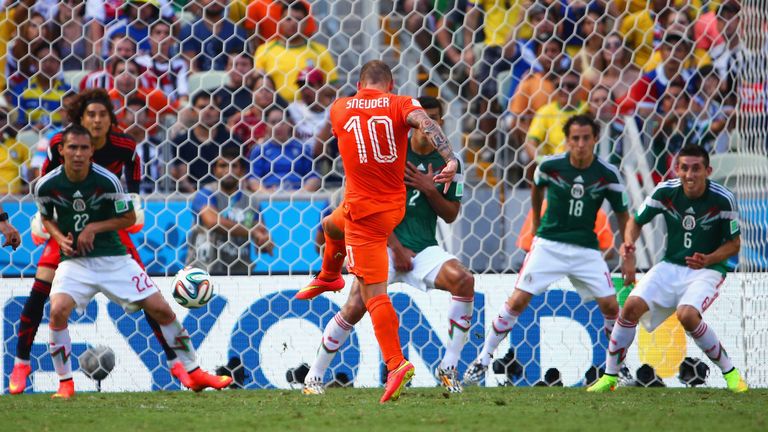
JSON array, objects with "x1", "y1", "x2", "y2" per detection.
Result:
[
  {"x1": 682, "y1": 215, "x2": 696, "y2": 230},
  {"x1": 73, "y1": 199, "x2": 86, "y2": 212},
  {"x1": 570, "y1": 184, "x2": 585, "y2": 199}
]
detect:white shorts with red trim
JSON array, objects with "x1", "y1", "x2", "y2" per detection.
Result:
[
  {"x1": 629, "y1": 261, "x2": 725, "y2": 332},
  {"x1": 514, "y1": 237, "x2": 614, "y2": 302}
]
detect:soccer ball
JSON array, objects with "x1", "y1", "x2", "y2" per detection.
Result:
[{"x1": 172, "y1": 267, "x2": 215, "y2": 308}]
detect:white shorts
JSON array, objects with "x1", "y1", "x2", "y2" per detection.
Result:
[
  {"x1": 51, "y1": 255, "x2": 159, "y2": 314},
  {"x1": 629, "y1": 261, "x2": 725, "y2": 332},
  {"x1": 515, "y1": 237, "x2": 614, "y2": 302},
  {"x1": 387, "y1": 245, "x2": 457, "y2": 291}
]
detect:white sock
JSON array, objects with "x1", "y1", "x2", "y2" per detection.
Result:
[
  {"x1": 688, "y1": 321, "x2": 734, "y2": 374},
  {"x1": 49, "y1": 326, "x2": 72, "y2": 380},
  {"x1": 440, "y1": 295, "x2": 473, "y2": 370},
  {"x1": 605, "y1": 317, "x2": 636, "y2": 375},
  {"x1": 603, "y1": 312, "x2": 618, "y2": 339},
  {"x1": 478, "y1": 303, "x2": 519, "y2": 367},
  {"x1": 159, "y1": 320, "x2": 198, "y2": 372},
  {"x1": 14, "y1": 357, "x2": 31, "y2": 366},
  {"x1": 306, "y1": 313, "x2": 352, "y2": 382}
]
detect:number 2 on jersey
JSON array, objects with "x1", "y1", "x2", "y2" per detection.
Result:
[{"x1": 344, "y1": 115, "x2": 397, "y2": 164}]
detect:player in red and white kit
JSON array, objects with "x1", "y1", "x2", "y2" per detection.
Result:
[
  {"x1": 295, "y1": 61, "x2": 458, "y2": 402},
  {"x1": 10, "y1": 89, "x2": 230, "y2": 395}
]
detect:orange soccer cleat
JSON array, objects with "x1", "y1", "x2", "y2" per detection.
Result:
[
  {"x1": 9, "y1": 363, "x2": 31, "y2": 395},
  {"x1": 380, "y1": 360, "x2": 415, "y2": 403},
  {"x1": 187, "y1": 368, "x2": 233, "y2": 392},
  {"x1": 295, "y1": 276, "x2": 345, "y2": 300},
  {"x1": 51, "y1": 379, "x2": 75, "y2": 399},
  {"x1": 171, "y1": 362, "x2": 194, "y2": 389}
]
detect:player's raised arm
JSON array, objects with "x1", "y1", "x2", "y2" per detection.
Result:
[{"x1": 406, "y1": 109, "x2": 458, "y2": 192}]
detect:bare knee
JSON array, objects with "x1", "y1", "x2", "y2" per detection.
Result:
[
  {"x1": 435, "y1": 261, "x2": 475, "y2": 298},
  {"x1": 49, "y1": 295, "x2": 74, "y2": 328},
  {"x1": 506, "y1": 289, "x2": 532, "y2": 314},
  {"x1": 340, "y1": 298, "x2": 366, "y2": 325},
  {"x1": 621, "y1": 297, "x2": 648, "y2": 323},
  {"x1": 36, "y1": 266, "x2": 56, "y2": 283},
  {"x1": 597, "y1": 296, "x2": 619, "y2": 318},
  {"x1": 322, "y1": 216, "x2": 344, "y2": 240},
  {"x1": 676, "y1": 306, "x2": 702, "y2": 332},
  {"x1": 140, "y1": 293, "x2": 176, "y2": 324}
]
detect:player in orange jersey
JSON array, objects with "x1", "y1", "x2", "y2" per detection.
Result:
[{"x1": 296, "y1": 60, "x2": 458, "y2": 403}]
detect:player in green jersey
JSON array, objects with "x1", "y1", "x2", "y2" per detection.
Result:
[
  {"x1": 34, "y1": 125, "x2": 232, "y2": 399},
  {"x1": 588, "y1": 145, "x2": 748, "y2": 393},
  {"x1": 464, "y1": 114, "x2": 631, "y2": 385},
  {"x1": 302, "y1": 96, "x2": 474, "y2": 394}
]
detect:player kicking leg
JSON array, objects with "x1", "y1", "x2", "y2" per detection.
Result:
[
  {"x1": 302, "y1": 248, "x2": 474, "y2": 394},
  {"x1": 296, "y1": 206, "x2": 347, "y2": 300},
  {"x1": 589, "y1": 145, "x2": 747, "y2": 393}
]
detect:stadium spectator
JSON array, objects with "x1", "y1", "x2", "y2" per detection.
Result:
[
  {"x1": 592, "y1": 32, "x2": 641, "y2": 101},
  {"x1": 618, "y1": 32, "x2": 695, "y2": 118},
  {"x1": 644, "y1": 6, "x2": 710, "y2": 73},
  {"x1": 170, "y1": 90, "x2": 237, "y2": 192},
  {"x1": 573, "y1": 7, "x2": 607, "y2": 85},
  {"x1": 186, "y1": 146, "x2": 273, "y2": 275},
  {"x1": 228, "y1": 73, "x2": 287, "y2": 152},
  {"x1": 45, "y1": 0, "x2": 90, "y2": 71},
  {"x1": 8, "y1": 11, "x2": 47, "y2": 81},
  {"x1": 103, "y1": 0, "x2": 164, "y2": 55},
  {"x1": 0, "y1": 0, "x2": 36, "y2": 92},
  {"x1": 464, "y1": 3, "x2": 562, "y2": 145},
  {"x1": 695, "y1": 0, "x2": 742, "y2": 80},
  {"x1": 0, "y1": 108, "x2": 29, "y2": 194},
  {"x1": 253, "y1": 1, "x2": 338, "y2": 102},
  {"x1": 80, "y1": 35, "x2": 141, "y2": 91},
  {"x1": 243, "y1": 0, "x2": 317, "y2": 47},
  {"x1": 587, "y1": 84, "x2": 623, "y2": 164},
  {"x1": 123, "y1": 97, "x2": 163, "y2": 193},
  {"x1": 136, "y1": 19, "x2": 189, "y2": 102},
  {"x1": 652, "y1": 86, "x2": 696, "y2": 181},
  {"x1": 108, "y1": 59, "x2": 178, "y2": 134},
  {"x1": 690, "y1": 66, "x2": 733, "y2": 153},
  {"x1": 524, "y1": 69, "x2": 588, "y2": 163},
  {"x1": 506, "y1": 37, "x2": 563, "y2": 137},
  {"x1": 8, "y1": 44, "x2": 71, "y2": 130},
  {"x1": 180, "y1": 0, "x2": 247, "y2": 72},
  {"x1": 247, "y1": 106, "x2": 320, "y2": 192},
  {"x1": 214, "y1": 53, "x2": 256, "y2": 123},
  {"x1": 287, "y1": 67, "x2": 334, "y2": 154},
  {"x1": 29, "y1": 91, "x2": 77, "y2": 180},
  {"x1": 399, "y1": 0, "x2": 468, "y2": 76},
  {"x1": 619, "y1": 0, "x2": 670, "y2": 69}
]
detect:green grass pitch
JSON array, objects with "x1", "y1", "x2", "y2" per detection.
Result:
[{"x1": 1, "y1": 387, "x2": 766, "y2": 432}]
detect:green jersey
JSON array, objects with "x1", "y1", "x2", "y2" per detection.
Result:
[
  {"x1": 635, "y1": 179, "x2": 740, "y2": 274},
  {"x1": 533, "y1": 153, "x2": 628, "y2": 250},
  {"x1": 393, "y1": 147, "x2": 464, "y2": 253},
  {"x1": 34, "y1": 163, "x2": 134, "y2": 260}
]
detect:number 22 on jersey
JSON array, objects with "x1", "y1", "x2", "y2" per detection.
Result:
[{"x1": 343, "y1": 115, "x2": 397, "y2": 164}]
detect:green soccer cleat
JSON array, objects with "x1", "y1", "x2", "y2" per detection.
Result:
[
  {"x1": 723, "y1": 369, "x2": 748, "y2": 393},
  {"x1": 586, "y1": 374, "x2": 618, "y2": 393}
]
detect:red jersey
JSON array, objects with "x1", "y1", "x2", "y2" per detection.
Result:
[
  {"x1": 42, "y1": 130, "x2": 142, "y2": 194},
  {"x1": 330, "y1": 88, "x2": 423, "y2": 220}
]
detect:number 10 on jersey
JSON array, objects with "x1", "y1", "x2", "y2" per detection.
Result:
[{"x1": 344, "y1": 115, "x2": 397, "y2": 164}]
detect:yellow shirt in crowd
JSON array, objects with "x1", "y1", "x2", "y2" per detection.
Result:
[
  {"x1": 254, "y1": 40, "x2": 337, "y2": 102},
  {"x1": 527, "y1": 101, "x2": 588, "y2": 159},
  {"x1": 0, "y1": 136, "x2": 29, "y2": 194}
]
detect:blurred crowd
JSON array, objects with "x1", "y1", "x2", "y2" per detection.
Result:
[{"x1": 0, "y1": 0, "x2": 765, "y2": 193}]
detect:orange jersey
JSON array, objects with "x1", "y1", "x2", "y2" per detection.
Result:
[{"x1": 331, "y1": 88, "x2": 423, "y2": 220}]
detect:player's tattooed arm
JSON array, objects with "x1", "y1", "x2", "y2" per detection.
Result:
[
  {"x1": 406, "y1": 110, "x2": 455, "y2": 164},
  {"x1": 407, "y1": 110, "x2": 458, "y2": 193}
]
